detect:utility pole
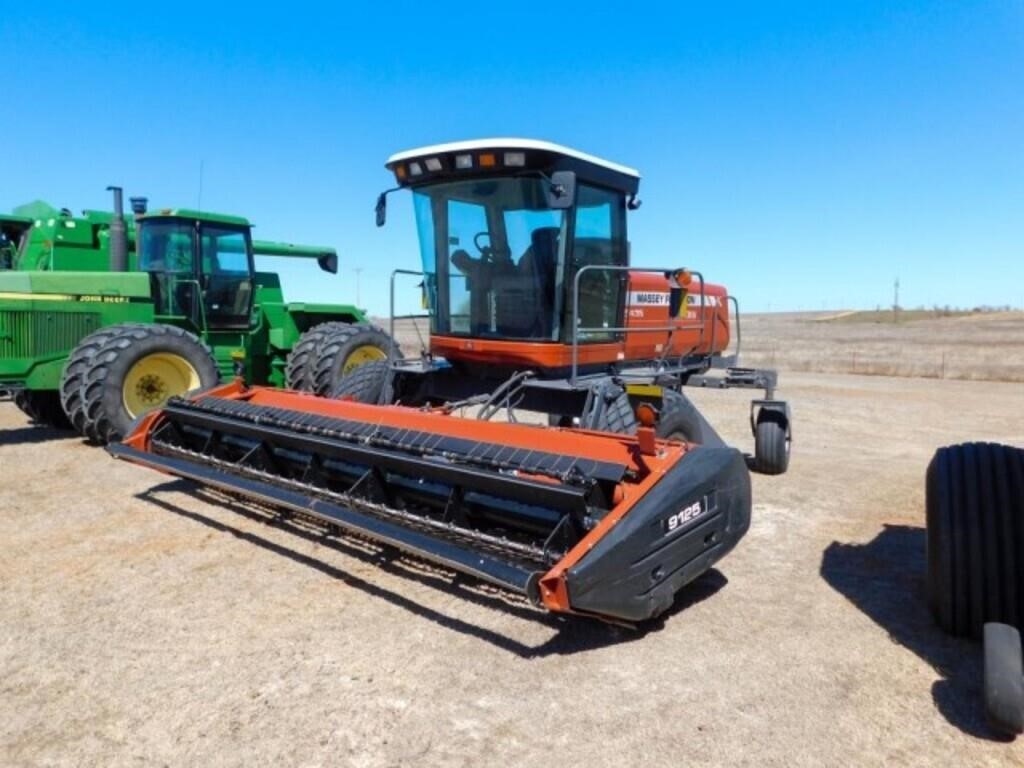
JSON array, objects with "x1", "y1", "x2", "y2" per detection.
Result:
[
  {"x1": 893, "y1": 277, "x2": 900, "y2": 323},
  {"x1": 354, "y1": 267, "x2": 363, "y2": 307}
]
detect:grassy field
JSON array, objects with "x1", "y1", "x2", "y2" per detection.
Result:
[
  {"x1": 737, "y1": 310, "x2": 1024, "y2": 382},
  {"x1": 382, "y1": 310, "x2": 1024, "y2": 383}
]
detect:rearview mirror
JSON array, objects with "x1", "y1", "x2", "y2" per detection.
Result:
[
  {"x1": 375, "y1": 193, "x2": 387, "y2": 227},
  {"x1": 546, "y1": 171, "x2": 577, "y2": 209},
  {"x1": 318, "y1": 251, "x2": 338, "y2": 274}
]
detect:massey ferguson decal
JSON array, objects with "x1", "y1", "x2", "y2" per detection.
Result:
[
  {"x1": 627, "y1": 291, "x2": 670, "y2": 306},
  {"x1": 627, "y1": 291, "x2": 721, "y2": 308}
]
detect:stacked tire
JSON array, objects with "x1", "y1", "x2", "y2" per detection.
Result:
[
  {"x1": 926, "y1": 442, "x2": 1024, "y2": 636},
  {"x1": 286, "y1": 323, "x2": 395, "y2": 396},
  {"x1": 926, "y1": 441, "x2": 1024, "y2": 735}
]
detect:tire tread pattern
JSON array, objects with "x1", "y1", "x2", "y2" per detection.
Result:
[{"x1": 927, "y1": 442, "x2": 1024, "y2": 638}]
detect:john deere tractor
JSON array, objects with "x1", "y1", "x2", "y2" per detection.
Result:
[{"x1": 0, "y1": 188, "x2": 392, "y2": 442}]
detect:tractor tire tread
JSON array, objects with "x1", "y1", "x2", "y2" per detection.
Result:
[
  {"x1": 330, "y1": 359, "x2": 392, "y2": 404},
  {"x1": 80, "y1": 323, "x2": 219, "y2": 445},
  {"x1": 312, "y1": 324, "x2": 395, "y2": 396},
  {"x1": 285, "y1": 321, "x2": 358, "y2": 392}
]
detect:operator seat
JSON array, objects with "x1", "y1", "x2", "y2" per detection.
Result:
[{"x1": 520, "y1": 225, "x2": 561, "y2": 333}]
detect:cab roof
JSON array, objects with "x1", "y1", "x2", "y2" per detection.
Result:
[
  {"x1": 386, "y1": 138, "x2": 641, "y2": 195},
  {"x1": 137, "y1": 208, "x2": 251, "y2": 228}
]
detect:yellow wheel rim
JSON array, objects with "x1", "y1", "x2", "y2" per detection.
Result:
[
  {"x1": 341, "y1": 344, "x2": 387, "y2": 375},
  {"x1": 122, "y1": 352, "x2": 200, "y2": 419}
]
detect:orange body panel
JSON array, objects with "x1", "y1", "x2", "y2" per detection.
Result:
[{"x1": 430, "y1": 272, "x2": 731, "y2": 371}]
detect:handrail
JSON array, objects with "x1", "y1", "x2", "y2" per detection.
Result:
[
  {"x1": 570, "y1": 265, "x2": 708, "y2": 385},
  {"x1": 389, "y1": 269, "x2": 429, "y2": 360}
]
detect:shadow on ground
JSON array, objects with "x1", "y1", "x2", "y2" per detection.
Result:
[
  {"x1": 821, "y1": 524, "x2": 1011, "y2": 742},
  {"x1": 0, "y1": 424, "x2": 75, "y2": 446},
  {"x1": 136, "y1": 480, "x2": 725, "y2": 658}
]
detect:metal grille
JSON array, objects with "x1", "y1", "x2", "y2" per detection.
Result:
[{"x1": 0, "y1": 310, "x2": 101, "y2": 359}]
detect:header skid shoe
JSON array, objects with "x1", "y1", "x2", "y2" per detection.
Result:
[{"x1": 111, "y1": 382, "x2": 752, "y2": 623}]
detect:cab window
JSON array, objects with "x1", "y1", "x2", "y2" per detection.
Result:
[
  {"x1": 570, "y1": 185, "x2": 626, "y2": 341},
  {"x1": 201, "y1": 226, "x2": 253, "y2": 328}
]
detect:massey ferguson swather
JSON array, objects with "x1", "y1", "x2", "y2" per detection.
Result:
[{"x1": 111, "y1": 140, "x2": 789, "y2": 623}]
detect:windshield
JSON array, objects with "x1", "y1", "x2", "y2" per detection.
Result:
[
  {"x1": 413, "y1": 177, "x2": 567, "y2": 340},
  {"x1": 138, "y1": 218, "x2": 253, "y2": 327}
]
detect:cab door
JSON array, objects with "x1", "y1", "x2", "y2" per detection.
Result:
[
  {"x1": 199, "y1": 226, "x2": 255, "y2": 330},
  {"x1": 567, "y1": 185, "x2": 628, "y2": 343}
]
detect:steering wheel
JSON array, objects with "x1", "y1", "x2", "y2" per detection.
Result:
[{"x1": 473, "y1": 231, "x2": 491, "y2": 254}]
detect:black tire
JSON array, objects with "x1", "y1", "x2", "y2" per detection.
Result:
[
  {"x1": 592, "y1": 388, "x2": 637, "y2": 434},
  {"x1": 312, "y1": 324, "x2": 395, "y2": 396},
  {"x1": 285, "y1": 321, "x2": 355, "y2": 392},
  {"x1": 13, "y1": 390, "x2": 71, "y2": 430},
  {"x1": 655, "y1": 390, "x2": 705, "y2": 442},
  {"x1": 984, "y1": 622, "x2": 1024, "y2": 735},
  {"x1": 80, "y1": 324, "x2": 220, "y2": 445},
  {"x1": 330, "y1": 360, "x2": 391, "y2": 404},
  {"x1": 926, "y1": 442, "x2": 1024, "y2": 638},
  {"x1": 753, "y1": 411, "x2": 790, "y2": 475},
  {"x1": 60, "y1": 327, "x2": 121, "y2": 435},
  {"x1": 13, "y1": 390, "x2": 37, "y2": 420}
]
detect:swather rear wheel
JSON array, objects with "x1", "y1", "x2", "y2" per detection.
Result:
[
  {"x1": 753, "y1": 411, "x2": 790, "y2": 475},
  {"x1": 80, "y1": 324, "x2": 219, "y2": 444}
]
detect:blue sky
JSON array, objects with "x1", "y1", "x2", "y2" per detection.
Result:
[{"x1": 2, "y1": 2, "x2": 1021, "y2": 315}]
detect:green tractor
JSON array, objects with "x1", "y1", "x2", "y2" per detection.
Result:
[{"x1": 0, "y1": 188, "x2": 392, "y2": 442}]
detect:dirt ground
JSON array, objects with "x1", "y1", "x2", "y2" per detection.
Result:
[{"x1": 2, "y1": 371, "x2": 1023, "y2": 767}]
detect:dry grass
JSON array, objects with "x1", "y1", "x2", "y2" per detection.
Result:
[
  {"x1": 737, "y1": 311, "x2": 1024, "y2": 383},
  {"x1": 379, "y1": 311, "x2": 1024, "y2": 383}
]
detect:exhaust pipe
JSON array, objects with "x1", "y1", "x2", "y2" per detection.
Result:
[{"x1": 107, "y1": 185, "x2": 128, "y2": 272}]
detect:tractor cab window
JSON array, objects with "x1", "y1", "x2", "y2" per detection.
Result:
[
  {"x1": 569, "y1": 185, "x2": 627, "y2": 342},
  {"x1": 413, "y1": 177, "x2": 567, "y2": 340},
  {"x1": 138, "y1": 218, "x2": 198, "y2": 317},
  {"x1": 200, "y1": 226, "x2": 254, "y2": 328}
]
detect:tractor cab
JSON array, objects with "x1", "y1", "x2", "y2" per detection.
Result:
[
  {"x1": 136, "y1": 209, "x2": 255, "y2": 330},
  {"x1": 383, "y1": 139, "x2": 640, "y2": 345},
  {"x1": 0, "y1": 214, "x2": 34, "y2": 270}
]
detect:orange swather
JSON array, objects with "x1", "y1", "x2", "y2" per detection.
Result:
[{"x1": 121, "y1": 381, "x2": 693, "y2": 615}]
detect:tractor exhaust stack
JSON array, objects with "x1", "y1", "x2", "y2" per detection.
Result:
[{"x1": 106, "y1": 185, "x2": 128, "y2": 272}]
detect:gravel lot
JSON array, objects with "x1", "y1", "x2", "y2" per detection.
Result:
[{"x1": 2, "y1": 371, "x2": 1023, "y2": 767}]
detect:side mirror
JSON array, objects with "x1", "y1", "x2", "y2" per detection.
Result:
[
  {"x1": 375, "y1": 193, "x2": 387, "y2": 227},
  {"x1": 318, "y1": 251, "x2": 338, "y2": 274},
  {"x1": 546, "y1": 171, "x2": 577, "y2": 209}
]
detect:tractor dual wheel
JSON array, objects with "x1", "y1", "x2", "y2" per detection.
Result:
[
  {"x1": 13, "y1": 390, "x2": 71, "y2": 430},
  {"x1": 285, "y1": 321, "x2": 356, "y2": 392},
  {"x1": 79, "y1": 324, "x2": 220, "y2": 445},
  {"x1": 60, "y1": 327, "x2": 122, "y2": 435},
  {"x1": 286, "y1": 323, "x2": 394, "y2": 394},
  {"x1": 311, "y1": 324, "x2": 395, "y2": 396},
  {"x1": 926, "y1": 442, "x2": 1024, "y2": 638}
]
